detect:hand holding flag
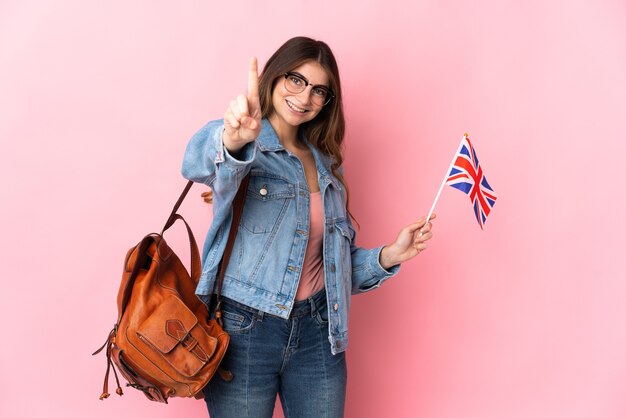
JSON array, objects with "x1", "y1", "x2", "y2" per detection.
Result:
[{"x1": 379, "y1": 214, "x2": 437, "y2": 269}]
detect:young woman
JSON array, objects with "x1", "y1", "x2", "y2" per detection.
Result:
[{"x1": 182, "y1": 36, "x2": 435, "y2": 418}]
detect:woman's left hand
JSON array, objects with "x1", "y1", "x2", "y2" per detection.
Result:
[{"x1": 379, "y1": 214, "x2": 436, "y2": 270}]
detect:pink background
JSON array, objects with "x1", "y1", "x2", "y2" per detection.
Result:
[{"x1": 1, "y1": 0, "x2": 625, "y2": 417}]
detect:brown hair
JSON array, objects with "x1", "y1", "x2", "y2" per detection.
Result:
[{"x1": 259, "y1": 37, "x2": 356, "y2": 222}]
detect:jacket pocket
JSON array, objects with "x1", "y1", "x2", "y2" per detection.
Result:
[
  {"x1": 334, "y1": 219, "x2": 355, "y2": 243},
  {"x1": 334, "y1": 219, "x2": 355, "y2": 275},
  {"x1": 241, "y1": 174, "x2": 295, "y2": 234}
]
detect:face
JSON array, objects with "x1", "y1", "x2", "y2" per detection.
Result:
[{"x1": 269, "y1": 60, "x2": 330, "y2": 130}]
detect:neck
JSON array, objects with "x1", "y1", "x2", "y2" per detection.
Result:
[{"x1": 268, "y1": 114, "x2": 301, "y2": 149}]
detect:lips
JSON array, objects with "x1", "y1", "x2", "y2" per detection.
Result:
[{"x1": 286, "y1": 100, "x2": 308, "y2": 113}]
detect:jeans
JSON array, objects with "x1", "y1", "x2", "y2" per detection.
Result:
[{"x1": 203, "y1": 289, "x2": 347, "y2": 418}]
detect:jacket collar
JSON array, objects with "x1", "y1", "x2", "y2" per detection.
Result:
[
  {"x1": 257, "y1": 118, "x2": 342, "y2": 191},
  {"x1": 256, "y1": 119, "x2": 285, "y2": 152}
]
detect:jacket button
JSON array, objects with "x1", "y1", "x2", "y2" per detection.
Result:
[
  {"x1": 259, "y1": 187, "x2": 268, "y2": 196},
  {"x1": 333, "y1": 303, "x2": 338, "y2": 311},
  {"x1": 330, "y1": 263, "x2": 336, "y2": 273}
]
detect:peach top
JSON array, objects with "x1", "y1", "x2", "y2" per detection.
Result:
[{"x1": 295, "y1": 191, "x2": 325, "y2": 300}]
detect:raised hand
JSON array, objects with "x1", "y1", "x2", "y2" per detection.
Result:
[
  {"x1": 223, "y1": 56, "x2": 262, "y2": 153},
  {"x1": 379, "y1": 214, "x2": 436, "y2": 269}
]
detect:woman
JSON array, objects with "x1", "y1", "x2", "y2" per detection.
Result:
[{"x1": 182, "y1": 36, "x2": 435, "y2": 418}]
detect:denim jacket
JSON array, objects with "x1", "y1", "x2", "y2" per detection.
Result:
[{"x1": 181, "y1": 119, "x2": 399, "y2": 354}]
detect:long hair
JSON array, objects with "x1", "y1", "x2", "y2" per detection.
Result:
[{"x1": 259, "y1": 37, "x2": 355, "y2": 222}]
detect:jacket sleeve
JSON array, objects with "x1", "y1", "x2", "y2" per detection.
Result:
[
  {"x1": 181, "y1": 119, "x2": 256, "y2": 200},
  {"x1": 343, "y1": 216, "x2": 401, "y2": 295}
]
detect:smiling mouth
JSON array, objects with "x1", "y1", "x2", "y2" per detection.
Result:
[{"x1": 286, "y1": 100, "x2": 308, "y2": 113}]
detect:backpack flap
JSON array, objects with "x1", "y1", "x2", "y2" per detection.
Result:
[{"x1": 136, "y1": 296, "x2": 218, "y2": 377}]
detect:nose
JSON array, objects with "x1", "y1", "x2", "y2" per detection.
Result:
[{"x1": 295, "y1": 86, "x2": 313, "y2": 104}]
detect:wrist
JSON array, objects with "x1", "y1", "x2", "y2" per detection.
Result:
[
  {"x1": 222, "y1": 129, "x2": 245, "y2": 154},
  {"x1": 380, "y1": 245, "x2": 401, "y2": 270}
]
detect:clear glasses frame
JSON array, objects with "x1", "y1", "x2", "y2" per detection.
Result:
[{"x1": 282, "y1": 72, "x2": 335, "y2": 106}]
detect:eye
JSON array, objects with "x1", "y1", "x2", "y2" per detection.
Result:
[
  {"x1": 288, "y1": 75, "x2": 304, "y2": 86},
  {"x1": 312, "y1": 87, "x2": 328, "y2": 97}
]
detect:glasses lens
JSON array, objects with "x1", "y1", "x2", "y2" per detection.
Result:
[
  {"x1": 311, "y1": 86, "x2": 331, "y2": 106},
  {"x1": 284, "y1": 74, "x2": 305, "y2": 94}
]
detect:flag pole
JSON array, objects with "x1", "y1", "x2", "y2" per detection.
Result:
[{"x1": 425, "y1": 133, "x2": 468, "y2": 225}]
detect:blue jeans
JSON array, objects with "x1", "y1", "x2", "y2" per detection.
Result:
[{"x1": 203, "y1": 289, "x2": 347, "y2": 418}]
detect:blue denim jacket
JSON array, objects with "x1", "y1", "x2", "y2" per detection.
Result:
[{"x1": 181, "y1": 119, "x2": 399, "y2": 354}]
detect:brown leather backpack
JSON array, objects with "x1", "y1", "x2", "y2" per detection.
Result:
[{"x1": 94, "y1": 177, "x2": 249, "y2": 403}]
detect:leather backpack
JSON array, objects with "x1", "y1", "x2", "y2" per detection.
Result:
[{"x1": 94, "y1": 176, "x2": 249, "y2": 403}]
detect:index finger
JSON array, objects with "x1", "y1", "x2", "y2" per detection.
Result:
[{"x1": 247, "y1": 56, "x2": 259, "y2": 103}]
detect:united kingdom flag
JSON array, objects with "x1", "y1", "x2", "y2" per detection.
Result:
[{"x1": 445, "y1": 134, "x2": 498, "y2": 229}]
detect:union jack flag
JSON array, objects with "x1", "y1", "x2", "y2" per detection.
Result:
[{"x1": 445, "y1": 134, "x2": 497, "y2": 229}]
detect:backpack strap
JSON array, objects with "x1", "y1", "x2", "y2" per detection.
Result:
[
  {"x1": 162, "y1": 181, "x2": 194, "y2": 233},
  {"x1": 214, "y1": 173, "x2": 250, "y2": 325}
]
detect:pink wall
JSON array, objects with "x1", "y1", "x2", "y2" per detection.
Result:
[{"x1": 2, "y1": 1, "x2": 625, "y2": 417}]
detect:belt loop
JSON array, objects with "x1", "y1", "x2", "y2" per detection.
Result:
[{"x1": 308, "y1": 295, "x2": 317, "y2": 318}]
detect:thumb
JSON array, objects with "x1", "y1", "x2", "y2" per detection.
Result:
[
  {"x1": 403, "y1": 221, "x2": 423, "y2": 235},
  {"x1": 242, "y1": 116, "x2": 258, "y2": 130}
]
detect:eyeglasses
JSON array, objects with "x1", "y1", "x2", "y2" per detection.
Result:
[{"x1": 282, "y1": 72, "x2": 335, "y2": 106}]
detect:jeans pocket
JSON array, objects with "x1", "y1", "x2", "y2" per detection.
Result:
[
  {"x1": 314, "y1": 305, "x2": 329, "y2": 327},
  {"x1": 221, "y1": 301, "x2": 256, "y2": 334}
]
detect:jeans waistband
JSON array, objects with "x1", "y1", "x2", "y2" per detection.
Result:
[
  {"x1": 220, "y1": 287, "x2": 327, "y2": 319},
  {"x1": 290, "y1": 287, "x2": 327, "y2": 317}
]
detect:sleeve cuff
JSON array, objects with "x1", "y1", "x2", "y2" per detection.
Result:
[
  {"x1": 355, "y1": 246, "x2": 401, "y2": 293},
  {"x1": 369, "y1": 246, "x2": 401, "y2": 277},
  {"x1": 215, "y1": 127, "x2": 257, "y2": 171}
]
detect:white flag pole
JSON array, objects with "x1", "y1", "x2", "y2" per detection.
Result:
[{"x1": 425, "y1": 133, "x2": 468, "y2": 225}]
